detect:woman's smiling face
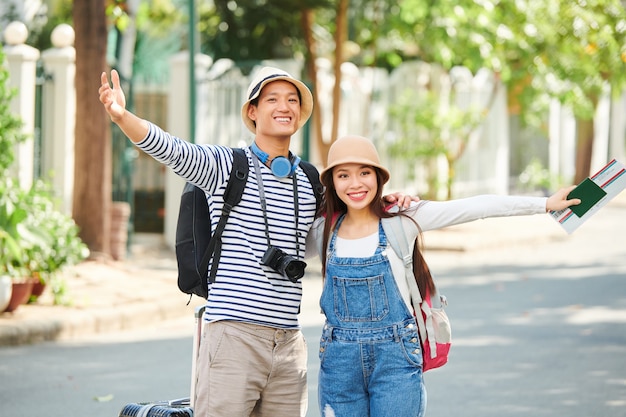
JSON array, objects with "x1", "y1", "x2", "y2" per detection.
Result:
[{"x1": 332, "y1": 163, "x2": 379, "y2": 211}]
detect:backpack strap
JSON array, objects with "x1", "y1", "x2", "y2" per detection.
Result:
[
  {"x1": 299, "y1": 160, "x2": 324, "y2": 216},
  {"x1": 381, "y1": 217, "x2": 421, "y2": 307},
  {"x1": 201, "y1": 148, "x2": 249, "y2": 284},
  {"x1": 382, "y1": 216, "x2": 437, "y2": 359}
]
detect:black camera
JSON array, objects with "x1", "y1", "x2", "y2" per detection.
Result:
[{"x1": 261, "y1": 246, "x2": 307, "y2": 282}]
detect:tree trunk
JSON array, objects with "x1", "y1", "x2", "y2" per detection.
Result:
[
  {"x1": 300, "y1": 9, "x2": 329, "y2": 164},
  {"x1": 72, "y1": 0, "x2": 112, "y2": 257},
  {"x1": 574, "y1": 117, "x2": 595, "y2": 184},
  {"x1": 573, "y1": 93, "x2": 599, "y2": 184},
  {"x1": 330, "y1": 0, "x2": 349, "y2": 149},
  {"x1": 301, "y1": 4, "x2": 349, "y2": 169}
]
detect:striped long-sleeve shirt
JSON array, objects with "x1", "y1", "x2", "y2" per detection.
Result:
[{"x1": 137, "y1": 123, "x2": 318, "y2": 329}]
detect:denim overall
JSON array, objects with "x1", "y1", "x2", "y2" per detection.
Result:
[{"x1": 318, "y1": 216, "x2": 426, "y2": 417}]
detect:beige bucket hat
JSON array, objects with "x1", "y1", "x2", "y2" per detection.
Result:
[
  {"x1": 241, "y1": 66, "x2": 314, "y2": 134},
  {"x1": 320, "y1": 135, "x2": 390, "y2": 187}
]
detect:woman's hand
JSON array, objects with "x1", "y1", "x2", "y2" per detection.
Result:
[{"x1": 546, "y1": 186, "x2": 581, "y2": 212}]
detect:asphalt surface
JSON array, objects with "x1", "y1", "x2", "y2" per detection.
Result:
[{"x1": 1, "y1": 192, "x2": 624, "y2": 347}]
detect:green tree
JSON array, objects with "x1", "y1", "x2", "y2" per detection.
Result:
[
  {"x1": 513, "y1": 0, "x2": 626, "y2": 182},
  {"x1": 197, "y1": 0, "x2": 331, "y2": 64},
  {"x1": 196, "y1": 0, "x2": 337, "y2": 163},
  {"x1": 368, "y1": 0, "x2": 626, "y2": 183}
]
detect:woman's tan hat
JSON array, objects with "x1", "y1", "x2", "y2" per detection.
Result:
[
  {"x1": 241, "y1": 66, "x2": 313, "y2": 134},
  {"x1": 320, "y1": 135, "x2": 390, "y2": 186}
]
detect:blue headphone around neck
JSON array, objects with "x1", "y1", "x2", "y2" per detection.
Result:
[{"x1": 250, "y1": 142, "x2": 301, "y2": 178}]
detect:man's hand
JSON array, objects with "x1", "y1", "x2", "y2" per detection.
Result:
[
  {"x1": 99, "y1": 69, "x2": 126, "y2": 123},
  {"x1": 383, "y1": 192, "x2": 420, "y2": 209},
  {"x1": 98, "y1": 70, "x2": 150, "y2": 143}
]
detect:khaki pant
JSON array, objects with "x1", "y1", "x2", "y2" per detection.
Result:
[{"x1": 193, "y1": 320, "x2": 308, "y2": 417}]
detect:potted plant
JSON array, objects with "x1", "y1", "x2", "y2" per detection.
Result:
[
  {"x1": 20, "y1": 179, "x2": 89, "y2": 303},
  {"x1": 0, "y1": 175, "x2": 38, "y2": 312},
  {"x1": 0, "y1": 173, "x2": 89, "y2": 311}
]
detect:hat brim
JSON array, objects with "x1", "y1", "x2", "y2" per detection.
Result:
[{"x1": 241, "y1": 75, "x2": 313, "y2": 134}]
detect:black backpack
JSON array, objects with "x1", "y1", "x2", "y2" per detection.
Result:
[{"x1": 175, "y1": 147, "x2": 323, "y2": 299}]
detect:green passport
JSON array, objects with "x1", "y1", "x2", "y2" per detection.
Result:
[{"x1": 567, "y1": 177, "x2": 607, "y2": 217}]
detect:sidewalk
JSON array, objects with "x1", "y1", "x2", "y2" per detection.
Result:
[
  {"x1": 0, "y1": 234, "x2": 206, "y2": 346},
  {"x1": 2, "y1": 193, "x2": 624, "y2": 347}
]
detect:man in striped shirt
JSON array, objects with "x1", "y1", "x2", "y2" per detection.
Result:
[{"x1": 100, "y1": 66, "x2": 321, "y2": 417}]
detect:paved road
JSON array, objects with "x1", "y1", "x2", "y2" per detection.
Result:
[{"x1": 1, "y1": 204, "x2": 625, "y2": 417}]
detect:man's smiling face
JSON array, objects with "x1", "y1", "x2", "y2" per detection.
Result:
[{"x1": 247, "y1": 80, "x2": 301, "y2": 139}]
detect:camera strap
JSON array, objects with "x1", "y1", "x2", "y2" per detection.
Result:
[{"x1": 250, "y1": 149, "x2": 302, "y2": 259}]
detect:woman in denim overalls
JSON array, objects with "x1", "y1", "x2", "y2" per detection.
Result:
[
  {"x1": 310, "y1": 135, "x2": 581, "y2": 417},
  {"x1": 314, "y1": 135, "x2": 427, "y2": 417},
  {"x1": 319, "y1": 214, "x2": 426, "y2": 416}
]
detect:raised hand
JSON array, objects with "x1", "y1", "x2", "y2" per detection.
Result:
[
  {"x1": 97, "y1": 69, "x2": 149, "y2": 142},
  {"x1": 99, "y1": 69, "x2": 126, "y2": 123}
]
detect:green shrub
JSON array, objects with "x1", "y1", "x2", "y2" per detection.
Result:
[{"x1": 0, "y1": 44, "x2": 89, "y2": 305}]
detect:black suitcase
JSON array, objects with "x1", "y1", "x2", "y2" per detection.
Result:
[
  {"x1": 117, "y1": 307, "x2": 205, "y2": 417},
  {"x1": 118, "y1": 401, "x2": 193, "y2": 417}
]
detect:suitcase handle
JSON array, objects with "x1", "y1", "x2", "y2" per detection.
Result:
[{"x1": 190, "y1": 305, "x2": 206, "y2": 408}]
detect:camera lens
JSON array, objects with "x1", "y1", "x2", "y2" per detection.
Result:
[
  {"x1": 261, "y1": 246, "x2": 307, "y2": 282},
  {"x1": 282, "y1": 259, "x2": 307, "y2": 282}
]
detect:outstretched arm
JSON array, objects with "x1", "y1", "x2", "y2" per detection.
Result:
[
  {"x1": 409, "y1": 187, "x2": 580, "y2": 232},
  {"x1": 98, "y1": 69, "x2": 150, "y2": 143},
  {"x1": 386, "y1": 186, "x2": 578, "y2": 212},
  {"x1": 546, "y1": 186, "x2": 581, "y2": 212}
]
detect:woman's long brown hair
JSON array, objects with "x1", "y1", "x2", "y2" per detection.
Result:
[{"x1": 320, "y1": 168, "x2": 436, "y2": 297}]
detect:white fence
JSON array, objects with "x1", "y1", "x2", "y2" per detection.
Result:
[{"x1": 5, "y1": 22, "x2": 626, "y2": 246}]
